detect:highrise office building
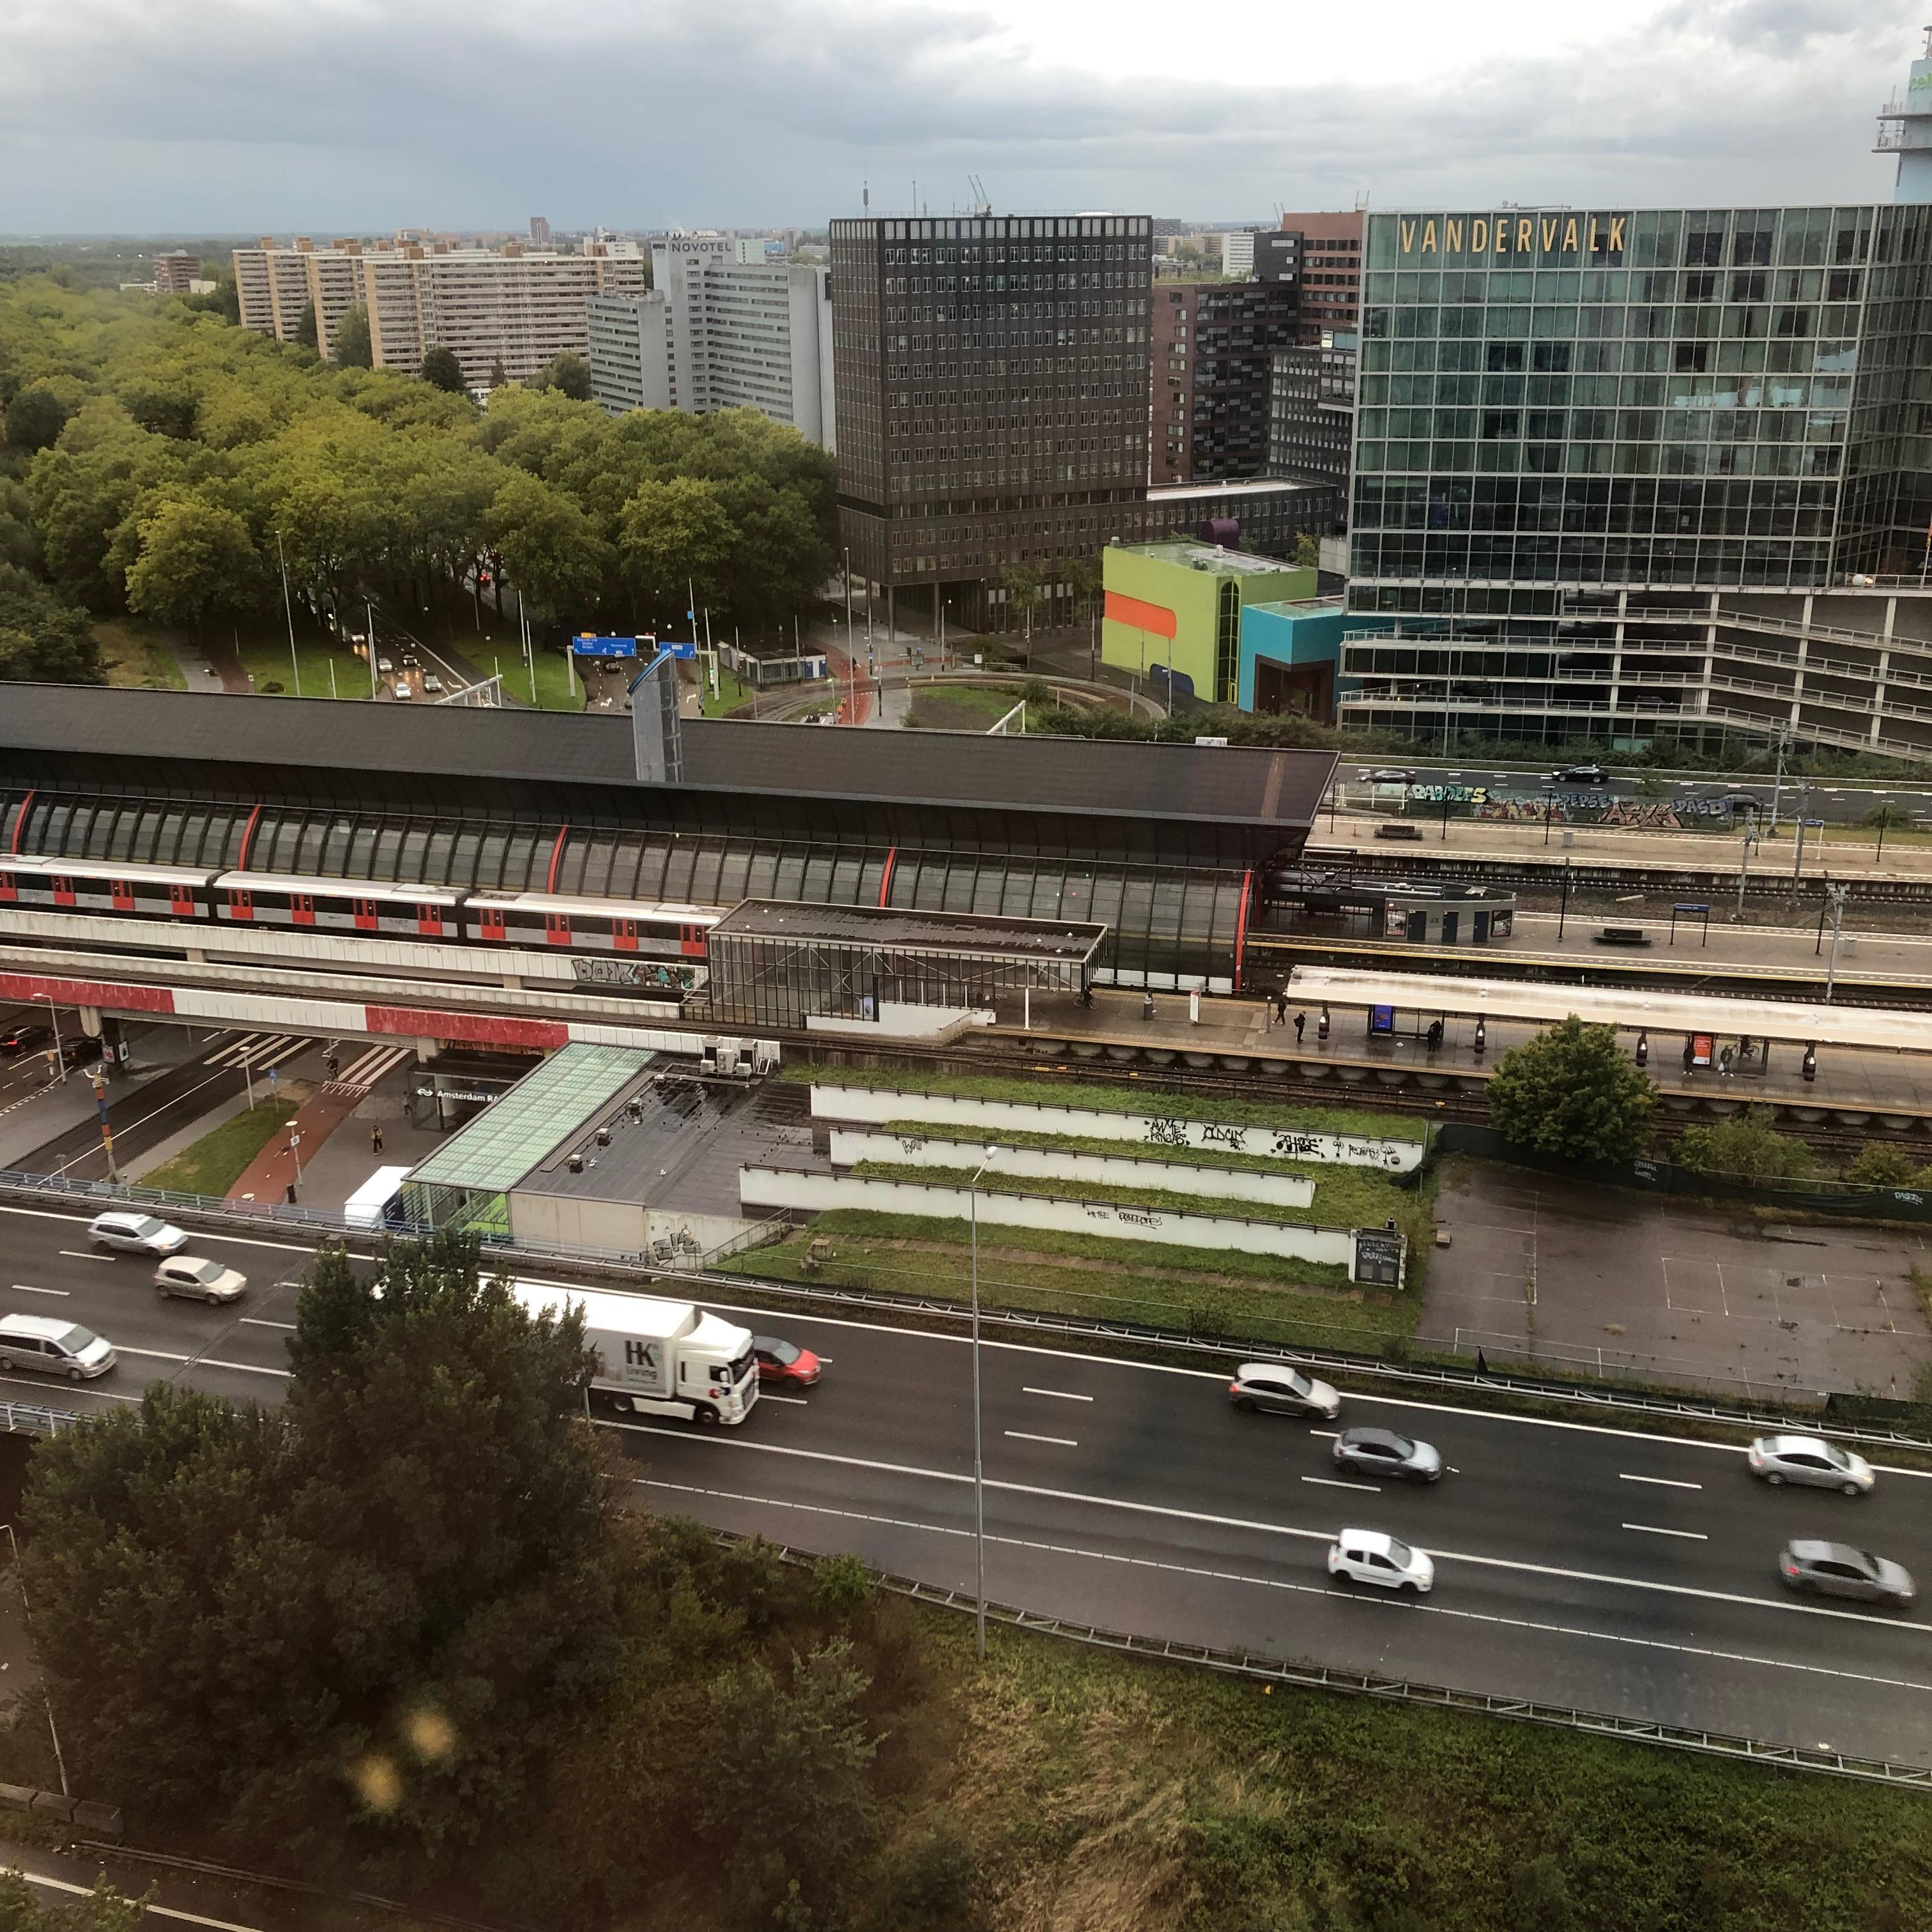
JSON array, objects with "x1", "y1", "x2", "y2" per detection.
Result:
[
  {"x1": 1268, "y1": 329, "x2": 1356, "y2": 486},
  {"x1": 1151, "y1": 274, "x2": 1302, "y2": 484},
  {"x1": 1279, "y1": 210, "x2": 1363, "y2": 339},
  {"x1": 530, "y1": 215, "x2": 553, "y2": 249},
  {"x1": 1338, "y1": 200, "x2": 1932, "y2": 759}
]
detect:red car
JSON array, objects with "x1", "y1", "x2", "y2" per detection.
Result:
[{"x1": 753, "y1": 1336, "x2": 821, "y2": 1388}]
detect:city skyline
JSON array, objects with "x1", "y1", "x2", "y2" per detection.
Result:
[{"x1": 0, "y1": 0, "x2": 1915, "y2": 233}]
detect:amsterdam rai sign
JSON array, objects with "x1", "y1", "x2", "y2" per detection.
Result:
[{"x1": 1396, "y1": 213, "x2": 1628, "y2": 259}]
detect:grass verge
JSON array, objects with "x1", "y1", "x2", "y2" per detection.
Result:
[
  {"x1": 92, "y1": 617, "x2": 187, "y2": 689},
  {"x1": 701, "y1": 667, "x2": 758, "y2": 716},
  {"x1": 139, "y1": 1099, "x2": 298, "y2": 1197},
  {"x1": 796, "y1": 1061, "x2": 1427, "y2": 1142}
]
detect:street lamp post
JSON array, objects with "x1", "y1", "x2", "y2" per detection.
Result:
[
  {"x1": 969, "y1": 1146, "x2": 1001, "y2": 1659},
  {"x1": 1823, "y1": 881, "x2": 1850, "y2": 1003},
  {"x1": 40, "y1": 993, "x2": 65, "y2": 1084},
  {"x1": 1735, "y1": 826, "x2": 1753, "y2": 921}
]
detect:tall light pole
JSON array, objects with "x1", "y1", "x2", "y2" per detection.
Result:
[
  {"x1": 40, "y1": 993, "x2": 65, "y2": 1083},
  {"x1": 1735, "y1": 825, "x2": 1753, "y2": 920},
  {"x1": 276, "y1": 530, "x2": 300, "y2": 696},
  {"x1": 843, "y1": 546, "x2": 854, "y2": 643},
  {"x1": 1768, "y1": 725, "x2": 1791, "y2": 834},
  {"x1": 968, "y1": 1146, "x2": 1002, "y2": 1659},
  {"x1": 1823, "y1": 880, "x2": 1850, "y2": 1002}
]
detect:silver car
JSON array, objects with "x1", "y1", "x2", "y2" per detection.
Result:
[
  {"x1": 89, "y1": 1211, "x2": 188, "y2": 1257},
  {"x1": 1779, "y1": 1540, "x2": 1915, "y2": 1607},
  {"x1": 1333, "y1": 1426, "x2": 1442, "y2": 1482},
  {"x1": 1229, "y1": 1362, "x2": 1342, "y2": 1421},
  {"x1": 153, "y1": 1256, "x2": 247, "y2": 1304},
  {"x1": 1747, "y1": 1434, "x2": 1875, "y2": 1496}
]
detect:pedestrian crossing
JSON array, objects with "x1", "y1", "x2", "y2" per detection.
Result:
[
  {"x1": 202, "y1": 1032, "x2": 310, "y2": 1072},
  {"x1": 322, "y1": 1042, "x2": 413, "y2": 1096},
  {"x1": 201, "y1": 1032, "x2": 411, "y2": 1096}
]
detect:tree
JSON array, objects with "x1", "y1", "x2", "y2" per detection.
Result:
[
  {"x1": 330, "y1": 303, "x2": 373, "y2": 369},
  {"x1": 293, "y1": 300, "x2": 319, "y2": 351},
  {"x1": 23, "y1": 1234, "x2": 625, "y2": 1855},
  {"x1": 1673, "y1": 1106, "x2": 1812, "y2": 1183},
  {"x1": 487, "y1": 356, "x2": 509, "y2": 390},
  {"x1": 4, "y1": 383, "x2": 67, "y2": 454},
  {"x1": 618, "y1": 475, "x2": 735, "y2": 618},
  {"x1": 1864, "y1": 801, "x2": 1915, "y2": 861},
  {"x1": 121, "y1": 492, "x2": 261, "y2": 632},
  {"x1": 1291, "y1": 531, "x2": 1320, "y2": 570},
  {"x1": 1003, "y1": 564, "x2": 1041, "y2": 640},
  {"x1": 420, "y1": 346, "x2": 467, "y2": 394},
  {"x1": 0, "y1": 1871, "x2": 147, "y2": 1928},
  {"x1": 487, "y1": 470, "x2": 610, "y2": 620},
  {"x1": 1486, "y1": 1015, "x2": 1658, "y2": 1163},
  {"x1": 535, "y1": 351, "x2": 592, "y2": 401},
  {"x1": 0, "y1": 564, "x2": 103, "y2": 682}
]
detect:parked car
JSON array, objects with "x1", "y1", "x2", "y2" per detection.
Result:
[
  {"x1": 88, "y1": 1211, "x2": 189, "y2": 1257},
  {"x1": 1333, "y1": 1426, "x2": 1443, "y2": 1482},
  {"x1": 1328, "y1": 1528, "x2": 1433, "y2": 1594},
  {"x1": 0, "y1": 1313, "x2": 116, "y2": 1381},
  {"x1": 0, "y1": 1022, "x2": 51, "y2": 1058},
  {"x1": 753, "y1": 1335, "x2": 822, "y2": 1388},
  {"x1": 1228, "y1": 1361, "x2": 1342, "y2": 1421},
  {"x1": 1779, "y1": 1540, "x2": 1915, "y2": 1607},
  {"x1": 1747, "y1": 1434, "x2": 1875, "y2": 1496},
  {"x1": 1553, "y1": 762, "x2": 1609, "y2": 785},
  {"x1": 153, "y1": 1255, "x2": 248, "y2": 1304}
]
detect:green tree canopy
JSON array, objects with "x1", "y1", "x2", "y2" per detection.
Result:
[
  {"x1": 487, "y1": 468, "x2": 610, "y2": 620},
  {"x1": 1674, "y1": 1107, "x2": 1813, "y2": 1183},
  {"x1": 293, "y1": 299, "x2": 318, "y2": 350},
  {"x1": 535, "y1": 349, "x2": 592, "y2": 400},
  {"x1": 0, "y1": 1872, "x2": 146, "y2": 1929},
  {"x1": 419, "y1": 345, "x2": 467, "y2": 394},
  {"x1": 23, "y1": 1233, "x2": 624, "y2": 1855},
  {"x1": 122, "y1": 491, "x2": 261, "y2": 631},
  {"x1": 617, "y1": 473, "x2": 735, "y2": 619},
  {"x1": 4, "y1": 382, "x2": 67, "y2": 454},
  {"x1": 330, "y1": 303, "x2": 373, "y2": 370},
  {"x1": 0, "y1": 564, "x2": 103, "y2": 682},
  {"x1": 1485, "y1": 1015, "x2": 1658, "y2": 1163}
]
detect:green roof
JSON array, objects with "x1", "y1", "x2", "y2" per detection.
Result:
[{"x1": 406, "y1": 1041, "x2": 653, "y2": 1195}]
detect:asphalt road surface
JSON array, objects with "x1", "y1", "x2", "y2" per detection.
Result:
[{"x1": 5, "y1": 1203, "x2": 1930, "y2": 1768}]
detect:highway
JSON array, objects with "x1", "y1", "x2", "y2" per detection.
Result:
[{"x1": 5, "y1": 1200, "x2": 1931, "y2": 1768}]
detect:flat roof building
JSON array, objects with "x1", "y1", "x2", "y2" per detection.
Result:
[{"x1": 1151, "y1": 275, "x2": 1302, "y2": 486}]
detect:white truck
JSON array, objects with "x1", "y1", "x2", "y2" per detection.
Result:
[{"x1": 512, "y1": 1281, "x2": 760, "y2": 1427}]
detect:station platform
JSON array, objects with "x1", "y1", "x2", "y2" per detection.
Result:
[{"x1": 975, "y1": 986, "x2": 1932, "y2": 1136}]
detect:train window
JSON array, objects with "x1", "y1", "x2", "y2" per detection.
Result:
[
  {"x1": 228, "y1": 887, "x2": 254, "y2": 921},
  {"x1": 52, "y1": 875, "x2": 76, "y2": 907},
  {"x1": 353, "y1": 898, "x2": 378, "y2": 931},
  {"x1": 613, "y1": 917, "x2": 638, "y2": 951},
  {"x1": 544, "y1": 911, "x2": 572, "y2": 946},
  {"x1": 478, "y1": 906, "x2": 507, "y2": 940},
  {"x1": 111, "y1": 880, "x2": 134, "y2": 911},
  {"x1": 168, "y1": 883, "x2": 196, "y2": 916}
]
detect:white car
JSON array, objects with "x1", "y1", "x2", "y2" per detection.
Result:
[
  {"x1": 89, "y1": 1211, "x2": 188, "y2": 1257},
  {"x1": 1747, "y1": 1434, "x2": 1875, "y2": 1496},
  {"x1": 153, "y1": 1256, "x2": 248, "y2": 1304},
  {"x1": 1328, "y1": 1528, "x2": 1434, "y2": 1595},
  {"x1": 393, "y1": 682, "x2": 414, "y2": 699},
  {"x1": 0, "y1": 1312, "x2": 116, "y2": 1381}
]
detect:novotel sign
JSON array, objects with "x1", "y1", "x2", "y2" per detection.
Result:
[{"x1": 1395, "y1": 213, "x2": 1629, "y2": 259}]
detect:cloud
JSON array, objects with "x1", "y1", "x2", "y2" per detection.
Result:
[{"x1": 0, "y1": 0, "x2": 1917, "y2": 233}]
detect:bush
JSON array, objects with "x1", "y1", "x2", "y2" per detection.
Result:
[
  {"x1": 1485, "y1": 1016, "x2": 1657, "y2": 1163},
  {"x1": 257, "y1": 677, "x2": 284, "y2": 693},
  {"x1": 812, "y1": 1551, "x2": 875, "y2": 1615},
  {"x1": 874, "y1": 1812, "x2": 981, "y2": 1929},
  {"x1": 1674, "y1": 1106, "x2": 1813, "y2": 1183},
  {"x1": 1844, "y1": 1142, "x2": 1926, "y2": 1189}
]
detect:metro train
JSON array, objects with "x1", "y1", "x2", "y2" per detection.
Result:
[{"x1": 0, "y1": 853, "x2": 714, "y2": 993}]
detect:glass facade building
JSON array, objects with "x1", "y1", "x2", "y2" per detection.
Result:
[{"x1": 1342, "y1": 204, "x2": 1932, "y2": 756}]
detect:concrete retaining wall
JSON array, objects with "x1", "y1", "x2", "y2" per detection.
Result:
[
  {"x1": 810, "y1": 1084, "x2": 1422, "y2": 1172},
  {"x1": 828, "y1": 1127, "x2": 1316, "y2": 1209},
  {"x1": 739, "y1": 1164, "x2": 1354, "y2": 1264}
]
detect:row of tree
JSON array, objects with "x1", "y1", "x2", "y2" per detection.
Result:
[{"x1": 0, "y1": 277, "x2": 837, "y2": 669}]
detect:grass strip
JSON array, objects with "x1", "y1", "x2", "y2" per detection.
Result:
[
  {"x1": 139, "y1": 1100, "x2": 299, "y2": 1197},
  {"x1": 795, "y1": 1060, "x2": 1425, "y2": 1141}
]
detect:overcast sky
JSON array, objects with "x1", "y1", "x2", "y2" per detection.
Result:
[{"x1": 0, "y1": 0, "x2": 1917, "y2": 235}]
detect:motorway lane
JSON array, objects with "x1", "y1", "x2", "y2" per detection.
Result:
[{"x1": 8, "y1": 1214, "x2": 1932, "y2": 1762}]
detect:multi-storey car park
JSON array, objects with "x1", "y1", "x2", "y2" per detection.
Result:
[
  {"x1": 0, "y1": 687, "x2": 1333, "y2": 1007},
  {"x1": 1339, "y1": 202, "x2": 1932, "y2": 760}
]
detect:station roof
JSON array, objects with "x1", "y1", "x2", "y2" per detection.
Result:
[
  {"x1": 406, "y1": 1041, "x2": 653, "y2": 1195},
  {"x1": 0, "y1": 686, "x2": 1333, "y2": 834},
  {"x1": 712, "y1": 899, "x2": 1109, "y2": 964}
]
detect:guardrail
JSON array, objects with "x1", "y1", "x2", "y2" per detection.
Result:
[
  {"x1": 0, "y1": 1400, "x2": 82, "y2": 1438},
  {"x1": 736, "y1": 1532, "x2": 1932, "y2": 1791},
  {"x1": 7, "y1": 1167, "x2": 1929, "y2": 1452}
]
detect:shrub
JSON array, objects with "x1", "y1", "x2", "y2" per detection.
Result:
[
  {"x1": 1843, "y1": 1142, "x2": 1926, "y2": 1189},
  {"x1": 812, "y1": 1551, "x2": 875, "y2": 1616},
  {"x1": 1675, "y1": 1107, "x2": 1813, "y2": 1183},
  {"x1": 1485, "y1": 1015, "x2": 1657, "y2": 1163},
  {"x1": 258, "y1": 677, "x2": 284, "y2": 693}
]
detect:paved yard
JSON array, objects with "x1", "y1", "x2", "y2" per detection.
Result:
[{"x1": 1424, "y1": 1158, "x2": 1932, "y2": 1403}]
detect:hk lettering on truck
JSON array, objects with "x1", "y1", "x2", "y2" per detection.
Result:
[{"x1": 511, "y1": 1282, "x2": 760, "y2": 1426}]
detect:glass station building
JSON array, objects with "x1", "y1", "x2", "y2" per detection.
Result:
[{"x1": 1340, "y1": 203, "x2": 1932, "y2": 758}]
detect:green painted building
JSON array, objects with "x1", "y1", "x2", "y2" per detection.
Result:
[{"x1": 1101, "y1": 540, "x2": 1315, "y2": 705}]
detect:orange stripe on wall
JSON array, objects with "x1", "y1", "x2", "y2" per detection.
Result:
[{"x1": 1103, "y1": 590, "x2": 1177, "y2": 638}]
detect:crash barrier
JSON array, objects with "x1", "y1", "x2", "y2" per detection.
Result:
[
  {"x1": 0, "y1": 1783, "x2": 121, "y2": 1839},
  {"x1": 2, "y1": 1169, "x2": 1928, "y2": 1452}
]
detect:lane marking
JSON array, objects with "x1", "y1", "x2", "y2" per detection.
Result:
[
  {"x1": 238, "y1": 1317, "x2": 296, "y2": 1331},
  {"x1": 758, "y1": 1393, "x2": 809, "y2": 1406},
  {"x1": 8, "y1": 1282, "x2": 68, "y2": 1297},
  {"x1": 114, "y1": 1346, "x2": 291, "y2": 1379},
  {"x1": 7, "y1": 1864, "x2": 262, "y2": 1931},
  {"x1": 600, "y1": 1424, "x2": 1932, "y2": 1632},
  {"x1": 55, "y1": 1250, "x2": 112, "y2": 1262},
  {"x1": 1023, "y1": 1386, "x2": 1094, "y2": 1402},
  {"x1": 634, "y1": 1476, "x2": 1932, "y2": 1703},
  {"x1": 1623, "y1": 1522, "x2": 1710, "y2": 1541},
  {"x1": 1621, "y1": 1473, "x2": 1704, "y2": 1491},
  {"x1": 1302, "y1": 1474, "x2": 1380, "y2": 1493},
  {"x1": 1308, "y1": 1429, "x2": 1339, "y2": 1439},
  {"x1": 1006, "y1": 1430, "x2": 1078, "y2": 1447}
]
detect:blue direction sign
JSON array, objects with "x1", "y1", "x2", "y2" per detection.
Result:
[{"x1": 573, "y1": 634, "x2": 640, "y2": 659}]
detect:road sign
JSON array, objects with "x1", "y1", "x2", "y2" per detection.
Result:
[{"x1": 572, "y1": 635, "x2": 640, "y2": 658}]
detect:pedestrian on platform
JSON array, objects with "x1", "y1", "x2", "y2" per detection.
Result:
[
  {"x1": 371, "y1": 1123, "x2": 385, "y2": 1154},
  {"x1": 1719, "y1": 1045, "x2": 1735, "y2": 1078},
  {"x1": 1682, "y1": 1038, "x2": 1695, "y2": 1077},
  {"x1": 1273, "y1": 990, "x2": 1289, "y2": 1026},
  {"x1": 1294, "y1": 1010, "x2": 1307, "y2": 1045}
]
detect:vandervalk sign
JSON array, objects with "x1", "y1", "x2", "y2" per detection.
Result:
[{"x1": 1395, "y1": 213, "x2": 1628, "y2": 259}]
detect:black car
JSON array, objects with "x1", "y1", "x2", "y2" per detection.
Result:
[
  {"x1": 0, "y1": 1022, "x2": 52, "y2": 1058},
  {"x1": 54, "y1": 1034, "x2": 103, "y2": 1071},
  {"x1": 1554, "y1": 762, "x2": 1609, "y2": 785}
]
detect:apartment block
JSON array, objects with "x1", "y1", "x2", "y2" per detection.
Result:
[
  {"x1": 1151, "y1": 278, "x2": 1302, "y2": 484},
  {"x1": 151, "y1": 252, "x2": 200, "y2": 293},
  {"x1": 1268, "y1": 328, "x2": 1356, "y2": 486},
  {"x1": 1279, "y1": 209, "x2": 1363, "y2": 339},
  {"x1": 586, "y1": 293, "x2": 673, "y2": 413}
]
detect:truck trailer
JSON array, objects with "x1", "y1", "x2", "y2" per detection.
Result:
[{"x1": 512, "y1": 1281, "x2": 760, "y2": 1426}]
